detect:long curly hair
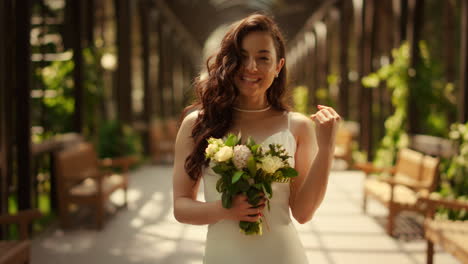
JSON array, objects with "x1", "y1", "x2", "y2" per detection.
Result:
[{"x1": 184, "y1": 13, "x2": 290, "y2": 182}]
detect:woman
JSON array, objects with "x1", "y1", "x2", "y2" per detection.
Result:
[{"x1": 173, "y1": 13, "x2": 340, "y2": 263}]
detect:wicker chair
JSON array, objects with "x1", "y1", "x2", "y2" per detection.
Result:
[
  {"x1": 418, "y1": 195, "x2": 468, "y2": 264},
  {"x1": 355, "y1": 148, "x2": 440, "y2": 236},
  {"x1": 54, "y1": 142, "x2": 135, "y2": 229}
]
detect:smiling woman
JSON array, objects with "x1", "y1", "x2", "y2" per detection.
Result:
[{"x1": 172, "y1": 13, "x2": 340, "y2": 264}]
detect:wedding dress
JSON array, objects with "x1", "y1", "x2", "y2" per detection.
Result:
[{"x1": 202, "y1": 112, "x2": 309, "y2": 264}]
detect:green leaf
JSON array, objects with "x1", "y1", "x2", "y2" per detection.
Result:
[
  {"x1": 222, "y1": 192, "x2": 232, "y2": 208},
  {"x1": 281, "y1": 167, "x2": 298, "y2": 178},
  {"x1": 232, "y1": 171, "x2": 244, "y2": 184},
  {"x1": 225, "y1": 134, "x2": 237, "y2": 147},
  {"x1": 251, "y1": 144, "x2": 260, "y2": 154},
  {"x1": 263, "y1": 183, "x2": 272, "y2": 198},
  {"x1": 246, "y1": 137, "x2": 256, "y2": 146},
  {"x1": 247, "y1": 156, "x2": 256, "y2": 177},
  {"x1": 212, "y1": 164, "x2": 229, "y2": 174},
  {"x1": 237, "y1": 180, "x2": 250, "y2": 192},
  {"x1": 253, "y1": 183, "x2": 263, "y2": 190},
  {"x1": 216, "y1": 178, "x2": 225, "y2": 192}
]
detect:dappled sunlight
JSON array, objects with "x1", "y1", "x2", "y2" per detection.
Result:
[{"x1": 30, "y1": 166, "x2": 459, "y2": 264}]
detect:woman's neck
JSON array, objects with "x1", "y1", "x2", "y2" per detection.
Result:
[{"x1": 234, "y1": 96, "x2": 269, "y2": 111}]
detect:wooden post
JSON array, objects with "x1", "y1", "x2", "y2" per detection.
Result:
[
  {"x1": 392, "y1": 0, "x2": 402, "y2": 48},
  {"x1": 16, "y1": 0, "x2": 33, "y2": 211},
  {"x1": 460, "y1": 0, "x2": 468, "y2": 123},
  {"x1": 116, "y1": 0, "x2": 133, "y2": 124},
  {"x1": 0, "y1": 0, "x2": 7, "y2": 218},
  {"x1": 339, "y1": 0, "x2": 351, "y2": 119},
  {"x1": 71, "y1": 0, "x2": 83, "y2": 133},
  {"x1": 140, "y1": 0, "x2": 151, "y2": 155},
  {"x1": 314, "y1": 22, "x2": 327, "y2": 106},
  {"x1": 407, "y1": 0, "x2": 425, "y2": 133},
  {"x1": 360, "y1": 0, "x2": 375, "y2": 161},
  {"x1": 157, "y1": 21, "x2": 167, "y2": 120}
]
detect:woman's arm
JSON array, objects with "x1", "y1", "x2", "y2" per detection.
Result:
[
  {"x1": 173, "y1": 112, "x2": 264, "y2": 225},
  {"x1": 289, "y1": 106, "x2": 340, "y2": 224}
]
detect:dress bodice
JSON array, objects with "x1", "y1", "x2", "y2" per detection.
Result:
[{"x1": 202, "y1": 112, "x2": 309, "y2": 264}]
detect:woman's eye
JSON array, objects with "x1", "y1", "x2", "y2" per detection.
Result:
[{"x1": 259, "y1": 57, "x2": 269, "y2": 61}]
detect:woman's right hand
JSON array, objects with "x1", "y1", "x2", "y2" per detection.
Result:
[{"x1": 222, "y1": 194, "x2": 266, "y2": 222}]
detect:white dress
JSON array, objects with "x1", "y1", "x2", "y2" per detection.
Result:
[{"x1": 202, "y1": 112, "x2": 309, "y2": 264}]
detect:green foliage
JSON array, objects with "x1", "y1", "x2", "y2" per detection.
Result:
[
  {"x1": 362, "y1": 43, "x2": 411, "y2": 167},
  {"x1": 362, "y1": 41, "x2": 455, "y2": 167},
  {"x1": 437, "y1": 123, "x2": 468, "y2": 220},
  {"x1": 292, "y1": 85, "x2": 308, "y2": 114},
  {"x1": 97, "y1": 120, "x2": 142, "y2": 159},
  {"x1": 32, "y1": 48, "x2": 104, "y2": 142}
]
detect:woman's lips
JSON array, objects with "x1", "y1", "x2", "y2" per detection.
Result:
[{"x1": 240, "y1": 76, "x2": 261, "y2": 83}]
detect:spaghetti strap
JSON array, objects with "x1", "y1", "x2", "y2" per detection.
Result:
[{"x1": 287, "y1": 111, "x2": 291, "y2": 130}]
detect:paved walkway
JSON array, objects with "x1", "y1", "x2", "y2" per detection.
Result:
[{"x1": 31, "y1": 165, "x2": 459, "y2": 264}]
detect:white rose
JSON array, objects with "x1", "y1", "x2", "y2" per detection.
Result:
[
  {"x1": 214, "y1": 146, "x2": 233, "y2": 162},
  {"x1": 205, "y1": 143, "x2": 219, "y2": 158},
  {"x1": 260, "y1": 155, "x2": 284, "y2": 174}
]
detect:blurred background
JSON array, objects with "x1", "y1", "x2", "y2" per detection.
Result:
[{"x1": 1, "y1": 0, "x2": 468, "y2": 263}]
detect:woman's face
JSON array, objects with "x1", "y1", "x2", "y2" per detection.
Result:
[{"x1": 234, "y1": 31, "x2": 284, "y2": 99}]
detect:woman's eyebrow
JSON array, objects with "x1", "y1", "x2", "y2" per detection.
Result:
[{"x1": 240, "y1": 49, "x2": 271, "y2": 54}]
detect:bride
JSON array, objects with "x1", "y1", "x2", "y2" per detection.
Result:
[{"x1": 172, "y1": 13, "x2": 340, "y2": 264}]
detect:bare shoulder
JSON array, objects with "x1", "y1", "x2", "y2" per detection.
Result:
[
  {"x1": 177, "y1": 110, "x2": 200, "y2": 143},
  {"x1": 288, "y1": 112, "x2": 315, "y2": 140}
]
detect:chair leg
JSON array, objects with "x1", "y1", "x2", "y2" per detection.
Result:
[
  {"x1": 59, "y1": 201, "x2": 71, "y2": 229},
  {"x1": 387, "y1": 207, "x2": 395, "y2": 237},
  {"x1": 123, "y1": 187, "x2": 128, "y2": 208},
  {"x1": 362, "y1": 193, "x2": 368, "y2": 213},
  {"x1": 96, "y1": 202, "x2": 105, "y2": 230},
  {"x1": 426, "y1": 240, "x2": 434, "y2": 264}
]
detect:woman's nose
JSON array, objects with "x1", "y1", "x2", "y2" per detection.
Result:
[{"x1": 244, "y1": 57, "x2": 257, "y2": 72}]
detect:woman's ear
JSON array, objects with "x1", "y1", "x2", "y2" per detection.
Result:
[{"x1": 276, "y1": 58, "x2": 285, "y2": 75}]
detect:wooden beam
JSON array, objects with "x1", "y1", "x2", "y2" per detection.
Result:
[
  {"x1": 291, "y1": 0, "x2": 339, "y2": 47},
  {"x1": 460, "y1": 0, "x2": 468, "y2": 123},
  {"x1": 71, "y1": 0, "x2": 83, "y2": 133},
  {"x1": 360, "y1": 0, "x2": 375, "y2": 160},
  {"x1": 407, "y1": 0, "x2": 425, "y2": 133},
  {"x1": 339, "y1": 0, "x2": 351, "y2": 119},
  {"x1": 157, "y1": 20, "x2": 166, "y2": 120},
  {"x1": 154, "y1": 0, "x2": 202, "y2": 63},
  {"x1": 15, "y1": 0, "x2": 33, "y2": 210},
  {"x1": 116, "y1": 0, "x2": 133, "y2": 124},
  {"x1": 140, "y1": 0, "x2": 151, "y2": 155},
  {"x1": 0, "y1": 0, "x2": 7, "y2": 218}
]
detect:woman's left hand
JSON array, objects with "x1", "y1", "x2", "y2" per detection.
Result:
[{"x1": 310, "y1": 105, "x2": 341, "y2": 152}]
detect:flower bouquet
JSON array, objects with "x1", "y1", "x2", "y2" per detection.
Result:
[{"x1": 205, "y1": 133, "x2": 298, "y2": 235}]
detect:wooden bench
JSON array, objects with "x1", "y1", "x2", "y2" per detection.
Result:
[
  {"x1": 0, "y1": 209, "x2": 42, "y2": 264},
  {"x1": 418, "y1": 195, "x2": 468, "y2": 264},
  {"x1": 54, "y1": 142, "x2": 134, "y2": 229},
  {"x1": 355, "y1": 148, "x2": 440, "y2": 236}
]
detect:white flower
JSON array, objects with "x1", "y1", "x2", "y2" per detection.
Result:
[
  {"x1": 260, "y1": 155, "x2": 284, "y2": 174},
  {"x1": 205, "y1": 143, "x2": 219, "y2": 158},
  {"x1": 211, "y1": 138, "x2": 224, "y2": 146},
  {"x1": 233, "y1": 145, "x2": 252, "y2": 169},
  {"x1": 214, "y1": 146, "x2": 233, "y2": 162}
]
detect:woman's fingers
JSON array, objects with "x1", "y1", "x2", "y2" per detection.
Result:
[{"x1": 242, "y1": 214, "x2": 261, "y2": 222}]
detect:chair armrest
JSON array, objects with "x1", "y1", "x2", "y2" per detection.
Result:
[
  {"x1": 0, "y1": 209, "x2": 42, "y2": 239},
  {"x1": 419, "y1": 195, "x2": 468, "y2": 212},
  {"x1": 100, "y1": 156, "x2": 137, "y2": 172},
  {"x1": 354, "y1": 162, "x2": 395, "y2": 175},
  {"x1": 380, "y1": 177, "x2": 428, "y2": 191}
]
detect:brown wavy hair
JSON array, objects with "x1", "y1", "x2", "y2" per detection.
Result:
[{"x1": 184, "y1": 13, "x2": 290, "y2": 181}]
